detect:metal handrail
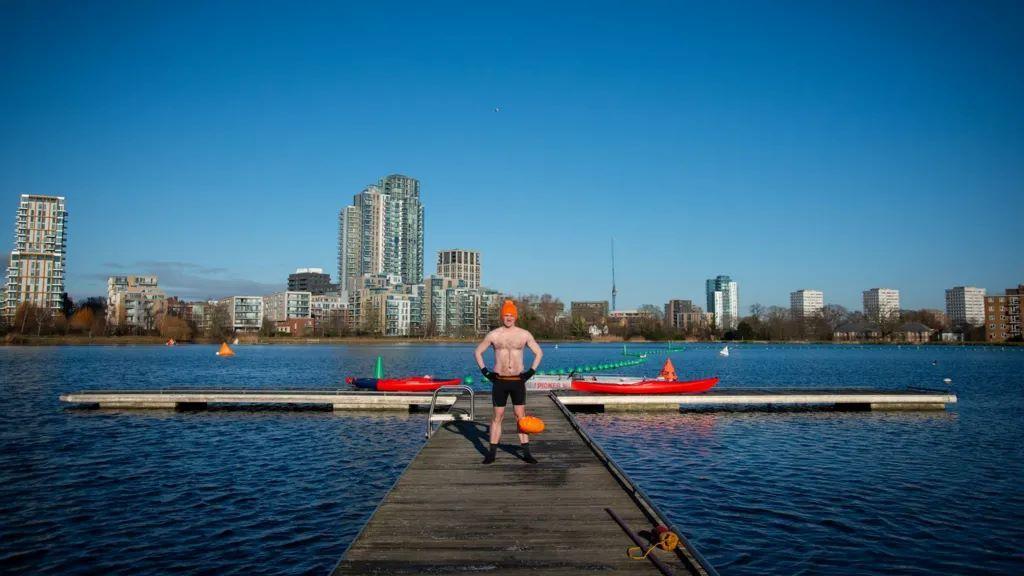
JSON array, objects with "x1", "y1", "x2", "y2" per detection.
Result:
[{"x1": 425, "y1": 385, "x2": 475, "y2": 438}]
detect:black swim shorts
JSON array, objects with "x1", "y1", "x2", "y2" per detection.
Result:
[{"x1": 490, "y1": 375, "x2": 527, "y2": 407}]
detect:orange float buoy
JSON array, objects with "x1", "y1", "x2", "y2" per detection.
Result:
[
  {"x1": 216, "y1": 342, "x2": 235, "y2": 357},
  {"x1": 659, "y1": 358, "x2": 677, "y2": 381},
  {"x1": 518, "y1": 416, "x2": 545, "y2": 434}
]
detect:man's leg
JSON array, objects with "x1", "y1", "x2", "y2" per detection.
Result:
[
  {"x1": 489, "y1": 406, "x2": 505, "y2": 445},
  {"x1": 513, "y1": 403, "x2": 538, "y2": 464},
  {"x1": 483, "y1": 405, "x2": 504, "y2": 464},
  {"x1": 513, "y1": 403, "x2": 529, "y2": 445}
]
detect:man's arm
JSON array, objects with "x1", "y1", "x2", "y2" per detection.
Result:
[
  {"x1": 525, "y1": 333, "x2": 543, "y2": 370},
  {"x1": 474, "y1": 332, "x2": 494, "y2": 370}
]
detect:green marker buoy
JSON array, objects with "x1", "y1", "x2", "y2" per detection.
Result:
[
  {"x1": 464, "y1": 376, "x2": 474, "y2": 385},
  {"x1": 373, "y1": 356, "x2": 384, "y2": 378}
]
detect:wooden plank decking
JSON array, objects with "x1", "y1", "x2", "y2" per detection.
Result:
[
  {"x1": 556, "y1": 388, "x2": 957, "y2": 411},
  {"x1": 332, "y1": 392, "x2": 708, "y2": 575},
  {"x1": 57, "y1": 389, "x2": 454, "y2": 410}
]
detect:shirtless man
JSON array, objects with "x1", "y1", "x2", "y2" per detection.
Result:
[{"x1": 474, "y1": 299, "x2": 543, "y2": 464}]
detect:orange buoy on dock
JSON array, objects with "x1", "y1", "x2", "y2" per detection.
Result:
[
  {"x1": 216, "y1": 342, "x2": 235, "y2": 357},
  {"x1": 518, "y1": 416, "x2": 545, "y2": 434},
  {"x1": 659, "y1": 358, "x2": 677, "y2": 381}
]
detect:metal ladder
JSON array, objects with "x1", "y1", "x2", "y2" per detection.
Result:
[{"x1": 425, "y1": 385, "x2": 476, "y2": 438}]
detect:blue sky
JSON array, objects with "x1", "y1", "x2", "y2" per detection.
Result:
[{"x1": 2, "y1": 1, "x2": 1021, "y2": 311}]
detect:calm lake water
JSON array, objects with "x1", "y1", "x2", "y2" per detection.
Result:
[{"x1": 1, "y1": 343, "x2": 1022, "y2": 575}]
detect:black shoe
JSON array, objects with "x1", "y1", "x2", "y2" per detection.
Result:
[
  {"x1": 522, "y1": 446, "x2": 538, "y2": 464},
  {"x1": 482, "y1": 445, "x2": 497, "y2": 464}
]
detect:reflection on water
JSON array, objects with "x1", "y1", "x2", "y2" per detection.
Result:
[{"x1": 2, "y1": 343, "x2": 1023, "y2": 575}]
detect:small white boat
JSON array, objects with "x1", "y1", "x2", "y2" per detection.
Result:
[{"x1": 719, "y1": 345, "x2": 730, "y2": 357}]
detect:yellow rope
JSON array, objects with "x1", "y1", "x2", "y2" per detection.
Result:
[{"x1": 627, "y1": 529, "x2": 680, "y2": 560}]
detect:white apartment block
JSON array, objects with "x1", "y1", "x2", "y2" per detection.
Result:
[
  {"x1": 385, "y1": 293, "x2": 413, "y2": 336},
  {"x1": 863, "y1": 288, "x2": 901, "y2": 321},
  {"x1": 262, "y1": 291, "x2": 312, "y2": 322},
  {"x1": 790, "y1": 289, "x2": 824, "y2": 320},
  {"x1": 437, "y1": 249, "x2": 481, "y2": 288},
  {"x1": 107, "y1": 275, "x2": 167, "y2": 329},
  {"x1": 217, "y1": 296, "x2": 264, "y2": 332},
  {"x1": 311, "y1": 293, "x2": 348, "y2": 318},
  {"x1": 706, "y1": 276, "x2": 739, "y2": 331},
  {"x1": 2, "y1": 195, "x2": 67, "y2": 320},
  {"x1": 945, "y1": 286, "x2": 986, "y2": 327}
]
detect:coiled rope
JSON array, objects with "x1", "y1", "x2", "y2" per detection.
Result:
[{"x1": 627, "y1": 525, "x2": 680, "y2": 560}]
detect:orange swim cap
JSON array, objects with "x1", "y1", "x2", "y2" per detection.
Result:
[{"x1": 500, "y1": 299, "x2": 518, "y2": 319}]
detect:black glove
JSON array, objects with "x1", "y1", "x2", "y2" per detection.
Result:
[
  {"x1": 481, "y1": 367, "x2": 496, "y2": 381},
  {"x1": 520, "y1": 368, "x2": 536, "y2": 381}
]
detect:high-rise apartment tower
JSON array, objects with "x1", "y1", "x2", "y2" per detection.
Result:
[
  {"x1": 706, "y1": 275, "x2": 739, "y2": 331},
  {"x1": 790, "y1": 289, "x2": 824, "y2": 320},
  {"x1": 945, "y1": 286, "x2": 986, "y2": 327},
  {"x1": 337, "y1": 174, "x2": 424, "y2": 291},
  {"x1": 863, "y1": 288, "x2": 900, "y2": 321},
  {"x1": 2, "y1": 195, "x2": 67, "y2": 320}
]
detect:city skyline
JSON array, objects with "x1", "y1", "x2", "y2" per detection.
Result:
[{"x1": 2, "y1": 2, "x2": 1021, "y2": 310}]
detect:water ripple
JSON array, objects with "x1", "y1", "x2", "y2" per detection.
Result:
[{"x1": 3, "y1": 343, "x2": 1024, "y2": 575}]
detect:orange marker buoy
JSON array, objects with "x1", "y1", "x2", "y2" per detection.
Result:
[
  {"x1": 216, "y1": 342, "x2": 235, "y2": 357},
  {"x1": 518, "y1": 416, "x2": 545, "y2": 434},
  {"x1": 659, "y1": 358, "x2": 677, "y2": 381}
]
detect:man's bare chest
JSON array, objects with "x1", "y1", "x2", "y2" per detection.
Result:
[{"x1": 492, "y1": 333, "x2": 528, "y2": 350}]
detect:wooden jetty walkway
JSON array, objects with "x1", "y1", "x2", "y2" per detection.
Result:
[
  {"x1": 58, "y1": 389, "x2": 454, "y2": 410},
  {"x1": 332, "y1": 392, "x2": 715, "y2": 575},
  {"x1": 59, "y1": 387, "x2": 956, "y2": 412},
  {"x1": 557, "y1": 388, "x2": 957, "y2": 411}
]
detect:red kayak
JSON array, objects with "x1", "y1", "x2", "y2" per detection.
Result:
[
  {"x1": 346, "y1": 376, "x2": 461, "y2": 392},
  {"x1": 570, "y1": 377, "x2": 718, "y2": 394}
]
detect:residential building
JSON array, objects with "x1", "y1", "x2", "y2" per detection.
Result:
[
  {"x1": 894, "y1": 322, "x2": 934, "y2": 344},
  {"x1": 347, "y1": 274, "x2": 402, "y2": 335},
  {"x1": 423, "y1": 276, "x2": 461, "y2": 335},
  {"x1": 863, "y1": 288, "x2": 901, "y2": 322},
  {"x1": 571, "y1": 300, "x2": 609, "y2": 324},
  {"x1": 608, "y1": 309, "x2": 656, "y2": 331},
  {"x1": 2, "y1": 195, "x2": 67, "y2": 320},
  {"x1": 664, "y1": 299, "x2": 706, "y2": 332},
  {"x1": 107, "y1": 275, "x2": 166, "y2": 330},
  {"x1": 337, "y1": 205, "x2": 360, "y2": 291},
  {"x1": 311, "y1": 293, "x2": 347, "y2": 319},
  {"x1": 420, "y1": 275, "x2": 501, "y2": 337},
  {"x1": 790, "y1": 289, "x2": 824, "y2": 320},
  {"x1": 706, "y1": 275, "x2": 739, "y2": 331},
  {"x1": 217, "y1": 296, "x2": 263, "y2": 332},
  {"x1": 833, "y1": 321, "x2": 882, "y2": 342},
  {"x1": 166, "y1": 298, "x2": 214, "y2": 336},
  {"x1": 984, "y1": 284, "x2": 1023, "y2": 342},
  {"x1": 288, "y1": 268, "x2": 335, "y2": 295},
  {"x1": 263, "y1": 291, "x2": 312, "y2": 322},
  {"x1": 437, "y1": 249, "x2": 481, "y2": 288},
  {"x1": 945, "y1": 286, "x2": 986, "y2": 327},
  {"x1": 444, "y1": 286, "x2": 501, "y2": 337},
  {"x1": 311, "y1": 293, "x2": 349, "y2": 334},
  {"x1": 275, "y1": 317, "x2": 315, "y2": 336},
  {"x1": 337, "y1": 174, "x2": 424, "y2": 291}
]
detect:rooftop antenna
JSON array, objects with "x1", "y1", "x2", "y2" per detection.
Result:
[{"x1": 611, "y1": 237, "x2": 618, "y2": 311}]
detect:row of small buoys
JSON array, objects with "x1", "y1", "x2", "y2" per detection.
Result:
[
  {"x1": 536, "y1": 357, "x2": 646, "y2": 375},
  {"x1": 216, "y1": 342, "x2": 235, "y2": 356}
]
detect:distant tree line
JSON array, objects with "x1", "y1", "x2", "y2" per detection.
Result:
[{"x1": 0, "y1": 296, "x2": 206, "y2": 342}]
